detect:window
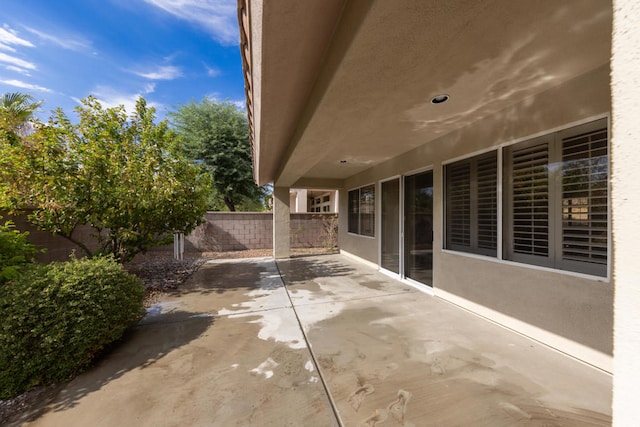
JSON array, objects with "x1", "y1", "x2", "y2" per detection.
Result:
[
  {"x1": 506, "y1": 136, "x2": 550, "y2": 261},
  {"x1": 348, "y1": 184, "x2": 375, "y2": 237},
  {"x1": 504, "y1": 119, "x2": 608, "y2": 276},
  {"x1": 443, "y1": 119, "x2": 608, "y2": 276},
  {"x1": 445, "y1": 151, "x2": 497, "y2": 256}
]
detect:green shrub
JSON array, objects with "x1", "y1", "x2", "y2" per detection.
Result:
[
  {"x1": 0, "y1": 219, "x2": 39, "y2": 284},
  {"x1": 0, "y1": 256, "x2": 145, "y2": 398}
]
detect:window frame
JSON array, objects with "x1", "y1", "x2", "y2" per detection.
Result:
[
  {"x1": 444, "y1": 150, "x2": 498, "y2": 257},
  {"x1": 503, "y1": 118, "x2": 608, "y2": 277},
  {"x1": 442, "y1": 117, "x2": 609, "y2": 278},
  {"x1": 503, "y1": 133, "x2": 553, "y2": 268},
  {"x1": 347, "y1": 184, "x2": 376, "y2": 237}
]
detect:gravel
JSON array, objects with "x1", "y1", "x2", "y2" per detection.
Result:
[
  {"x1": 125, "y1": 252, "x2": 208, "y2": 305},
  {"x1": 125, "y1": 249, "x2": 280, "y2": 304}
]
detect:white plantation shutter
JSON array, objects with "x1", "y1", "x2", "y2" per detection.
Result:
[
  {"x1": 476, "y1": 153, "x2": 498, "y2": 252},
  {"x1": 511, "y1": 142, "x2": 550, "y2": 258},
  {"x1": 560, "y1": 127, "x2": 608, "y2": 276},
  {"x1": 445, "y1": 151, "x2": 497, "y2": 256},
  {"x1": 504, "y1": 118, "x2": 608, "y2": 276},
  {"x1": 446, "y1": 161, "x2": 471, "y2": 248}
]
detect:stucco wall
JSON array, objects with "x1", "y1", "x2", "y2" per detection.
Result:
[
  {"x1": 437, "y1": 253, "x2": 612, "y2": 369},
  {"x1": 339, "y1": 65, "x2": 613, "y2": 370},
  {"x1": 611, "y1": 0, "x2": 640, "y2": 423}
]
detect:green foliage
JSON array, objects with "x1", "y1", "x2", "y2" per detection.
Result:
[
  {"x1": 0, "y1": 92, "x2": 42, "y2": 135},
  {"x1": 0, "y1": 219, "x2": 39, "y2": 283},
  {"x1": 170, "y1": 98, "x2": 267, "y2": 211},
  {"x1": 203, "y1": 188, "x2": 268, "y2": 212},
  {"x1": 0, "y1": 96, "x2": 212, "y2": 262},
  {"x1": 0, "y1": 256, "x2": 145, "y2": 398}
]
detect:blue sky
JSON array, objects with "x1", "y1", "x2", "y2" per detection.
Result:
[{"x1": 0, "y1": 0, "x2": 244, "y2": 121}]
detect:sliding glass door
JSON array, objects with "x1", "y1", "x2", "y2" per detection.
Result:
[
  {"x1": 404, "y1": 171, "x2": 433, "y2": 286},
  {"x1": 380, "y1": 171, "x2": 433, "y2": 287},
  {"x1": 381, "y1": 178, "x2": 400, "y2": 274}
]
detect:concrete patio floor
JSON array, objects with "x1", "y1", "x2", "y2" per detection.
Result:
[{"x1": 20, "y1": 254, "x2": 611, "y2": 426}]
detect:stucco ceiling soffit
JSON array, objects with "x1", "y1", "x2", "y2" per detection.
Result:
[
  {"x1": 291, "y1": 177, "x2": 344, "y2": 190},
  {"x1": 271, "y1": 0, "x2": 612, "y2": 185},
  {"x1": 253, "y1": 0, "x2": 348, "y2": 185},
  {"x1": 272, "y1": 0, "x2": 376, "y2": 187}
]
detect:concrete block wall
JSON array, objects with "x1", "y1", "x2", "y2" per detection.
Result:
[
  {"x1": 291, "y1": 213, "x2": 338, "y2": 249},
  {"x1": 184, "y1": 212, "x2": 274, "y2": 251},
  {"x1": 3, "y1": 210, "x2": 100, "y2": 263},
  {"x1": 184, "y1": 212, "x2": 338, "y2": 251},
  {"x1": 6, "y1": 211, "x2": 338, "y2": 259}
]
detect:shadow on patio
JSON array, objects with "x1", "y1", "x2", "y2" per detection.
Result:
[
  {"x1": 20, "y1": 253, "x2": 612, "y2": 426},
  {"x1": 277, "y1": 254, "x2": 612, "y2": 426}
]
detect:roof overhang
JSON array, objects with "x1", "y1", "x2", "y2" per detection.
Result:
[{"x1": 239, "y1": 0, "x2": 611, "y2": 187}]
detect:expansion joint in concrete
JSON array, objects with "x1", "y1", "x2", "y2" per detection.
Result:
[{"x1": 274, "y1": 260, "x2": 344, "y2": 427}]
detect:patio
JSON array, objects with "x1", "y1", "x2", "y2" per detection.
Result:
[{"x1": 21, "y1": 254, "x2": 611, "y2": 426}]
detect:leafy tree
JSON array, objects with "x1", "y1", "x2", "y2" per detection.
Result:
[
  {"x1": 0, "y1": 218, "x2": 39, "y2": 284},
  {"x1": 0, "y1": 96, "x2": 212, "y2": 262},
  {"x1": 170, "y1": 98, "x2": 266, "y2": 211},
  {"x1": 0, "y1": 92, "x2": 42, "y2": 135}
]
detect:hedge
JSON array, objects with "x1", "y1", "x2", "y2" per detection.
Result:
[
  {"x1": 0, "y1": 219, "x2": 39, "y2": 284},
  {"x1": 0, "y1": 256, "x2": 145, "y2": 398}
]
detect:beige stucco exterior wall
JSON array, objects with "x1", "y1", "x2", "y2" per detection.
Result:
[
  {"x1": 611, "y1": 0, "x2": 640, "y2": 424},
  {"x1": 339, "y1": 64, "x2": 612, "y2": 370},
  {"x1": 289, "y1": 189, "x2": 308, "y2": 213},
  {"x1": 273, "y1": 186, "x2": 291, "y2": 258}
]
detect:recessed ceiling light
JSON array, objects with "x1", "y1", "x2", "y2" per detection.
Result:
[{"x1": 431, "y1": 94, "x2": 449, "y2": 104}]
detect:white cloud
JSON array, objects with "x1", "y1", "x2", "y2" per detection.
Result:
[
  {"x1": 142, "y1": 83, "x2": 156, "y2": 94},
  {"x1": 0, "y1": 52, "x2": 36, "y2": 70},
  {"x1": 204, "y1": 63, "x2": 220, "y2": 77},
  {"x1": 204, "y1": 92, "x2": 221, "y2": 100},
  {"x1": 0, "y1": 43, "x2": 16, "y2": 52},
  {"x1": 203, "y1": 93, "x2": 247, "y2": 110},
  {"x1": 23, "y1": 26, "x2": 92, "y2": 52},
  {"x1": 92, "y1": 86, "x2": 142, "y2": 113},
  {"x1": 0, "y1": 26, "x2": 36, "y2": 75},
  {"x1": 134, "y1": 65, "x2": 182, "y2": 80},
  {"x1": 0, "y1": 25, "x2": 34, "y2": 49},
  {"x1": 0, "y1": 79, "x2": 51, "y2": 93},
  {"x1": 5, "y1": 65, "x2": 31, "y2": 76},
  {"x1": 91, "y1": 85, "x2": 163, "y2": 114},
  {"x1": 144, "y1": 0, "x2": 238, "y2": 45}
]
